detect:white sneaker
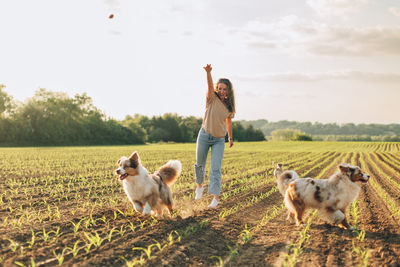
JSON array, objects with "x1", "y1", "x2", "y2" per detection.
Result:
[
  {"x1": 208, "y1": 197, "x2": 219, "y2": 208},
  {"x1": 195, "y1": 186, "x2": 204, "y2": 200}
]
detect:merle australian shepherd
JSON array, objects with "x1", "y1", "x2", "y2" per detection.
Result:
[
  {"x1": 274, "y1": 163, "x2": 369, "y2": 229},
  {"x1": 115, "y1": 151, "x2": 182, "y2": 217}
]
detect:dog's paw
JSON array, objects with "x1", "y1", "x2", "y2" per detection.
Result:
[
  {"x1": 338, "y1": 222, "x2": 352, "y2": 230},
  {"x1": 142, "y1": 203, "x2": 152, "y2": 215},
  {"x1": 133, "y1": 202, "x2": 143, "y2": 213}
]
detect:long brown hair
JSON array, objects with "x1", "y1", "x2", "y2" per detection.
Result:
[{"x1": 215, "y1": 78, "x2": 236, "y2": 116}]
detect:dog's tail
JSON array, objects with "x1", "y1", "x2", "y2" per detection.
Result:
[
  {"x1": 285, "y1": 183, "x2": 305, "y2": 225},
  {"x1": 157, "y1": 160, "x2": 182, "y2": 186},
  {"x1": 285, "y1": 183, "x2": 298, "y2": 212}
]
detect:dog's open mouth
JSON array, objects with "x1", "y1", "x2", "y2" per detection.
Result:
[{"x1": 119, "y1": 173, "x2": 129, "y2": 180}]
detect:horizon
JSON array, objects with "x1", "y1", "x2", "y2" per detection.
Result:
[
  {"x1": 2, "y1": 86, "x2": 400, "y2": 126},
  {"x1": 1, "y1": 0, "x2": 399, "y2": 124}
]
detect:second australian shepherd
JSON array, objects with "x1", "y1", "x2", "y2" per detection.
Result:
[
  {"x1": 273, "y1": 163, "x2": 300, "y2": 197},
  {"x1": 274, "y1": 163, "x2": 369, "y2": 229},
  {"x1": 115, "y1": 151, "x2": 182, "y2": 217}
]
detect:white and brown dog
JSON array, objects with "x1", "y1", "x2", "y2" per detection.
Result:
[
  {"x1": 273, "y1": 163, "x2": 300, "y2": 197},
  {"x1": 115, "y1": 151, "x2": 182, "y2": 217},
  {"x1": 275, "y1": 163, "x2": 369, "y2": 229}
]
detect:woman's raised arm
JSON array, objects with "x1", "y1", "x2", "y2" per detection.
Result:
[{"x1": 203, "y1": 64, "x2": 214, "y2": 103}]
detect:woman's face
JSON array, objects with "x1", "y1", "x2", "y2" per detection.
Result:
[{"x1": 217, "y1": 83, "x2": 228, "y2": 100}]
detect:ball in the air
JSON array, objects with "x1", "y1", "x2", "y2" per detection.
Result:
[{"x1": 109, "y1": 14, "x2": 114, "y2": 19}]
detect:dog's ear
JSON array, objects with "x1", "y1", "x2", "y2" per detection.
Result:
[
  {"x1": 339, "y1": 163, "x2": 350, "y2": 173},
  {"x1": 128, "y1": 151, "x2": 141, "y2": 166},
  {"x1": 117, "y1": 159, "x2": 121, "y2": 165},
  {"x1": 278, "y1": 163, "x2": 283, "y2": 168}
]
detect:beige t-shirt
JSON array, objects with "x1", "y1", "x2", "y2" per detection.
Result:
[{"x1": 202, "y1": 92, "x2": 234, "y2": 138}]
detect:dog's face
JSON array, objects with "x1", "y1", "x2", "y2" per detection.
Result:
[
  {"x1": 115, "y1": 151, "x2": 141, "y2": 180},
  {"x1": 339, "y1": 163, "x2": 370, "y2": 183}
]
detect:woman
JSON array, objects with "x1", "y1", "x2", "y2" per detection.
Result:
[{"x1": 194, "y1": 64, "x2": 236, "y2": 208}]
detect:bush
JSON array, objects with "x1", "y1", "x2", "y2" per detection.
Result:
[
  {"x1": 292, "y1": 133, "x2": 312, "y2": 141},
  {"x1": 271, "y1": 128, "x2": 312, "y2": 141}
]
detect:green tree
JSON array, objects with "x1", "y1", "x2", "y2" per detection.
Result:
[
  {"x1": 180, "y1": 116, "x2": 202, "y2": 142},
  {"x1": 122, "y1": 116, "x2": 147, "y2": 144},
  {"x1": 0, "y1": 85, "x2": 15, "y2": 117}
]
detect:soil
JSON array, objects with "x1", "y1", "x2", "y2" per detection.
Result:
[{"x1": 2, "y1": 151, "x2": 400, "y2": 267}]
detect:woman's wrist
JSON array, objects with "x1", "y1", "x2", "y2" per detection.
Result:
[{"x1": 229, "y1": 137, "x2": 233, "y2": 141}]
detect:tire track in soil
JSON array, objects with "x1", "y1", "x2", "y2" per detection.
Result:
[
  {"x1": 385, "y1": 152, "x2": 400, "y2": 166},
  {"x1": 363, "y1": 153, "x2": 400, "y2": 205},
  {"x1": 374, "y1": 153, "x2": 400, "y2": 184},
  {"x1": 355, "y1": 153, "x2": 400, "y2": 266},
  {"x1": 389, "y1": 152, "x2": 400, "y2": 163},
  {"x1": 224, "y1": 153, "x2": 348, "y2": 267}
]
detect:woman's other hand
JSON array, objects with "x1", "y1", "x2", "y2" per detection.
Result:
[{"x1": 203, "y1": 64, "x2": 212, "y2": 73}]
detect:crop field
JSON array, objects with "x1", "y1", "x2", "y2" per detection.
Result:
[{"x1": 1, "y1": 141, "x2": 400, "y2": 266}]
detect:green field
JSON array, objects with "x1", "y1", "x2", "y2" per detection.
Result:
[{"x1": 1, "y1": 142, "x2": 400, "y2": 266}]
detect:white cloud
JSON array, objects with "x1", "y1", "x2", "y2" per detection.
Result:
[
  {"x1": 306, "y1": 26, "x2": 400, "y2": 56},
  {"x1": 307, "y1": 0, "x2": 368, "y2": 17},
  {"x1": 237, "y1": 16, "x2": 400, "y2": 57},
  {"x1": 389, "y1": 7, "x2": 400, "y2": 17},
  {"x1": 239, "y1": 71, "x2": 400, "y2": 83}
]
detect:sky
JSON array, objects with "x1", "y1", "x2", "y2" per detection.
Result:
[{"x1": 0, "y1": 0, "x2": 399, "y2": 124}]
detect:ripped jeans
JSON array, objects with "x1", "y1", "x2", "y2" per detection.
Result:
[{"x1": 194, "y1": 128, "x2": 225, "y2": 195}]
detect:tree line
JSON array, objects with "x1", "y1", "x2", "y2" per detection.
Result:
[
  {"x1": 240, "y1": 119, "x2": 400, "y2": 141},
  {"x1": 0, "y1": 86, "x2": 265, "y2": 146}
]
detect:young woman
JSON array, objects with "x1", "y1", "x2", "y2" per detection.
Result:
[{"x1": 194, "y1": 64, "x2": 236, "y2": 208}]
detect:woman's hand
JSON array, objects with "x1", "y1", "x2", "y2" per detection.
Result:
[
  {"x1": 203, "y1": 64, "x2": 212, "y2": 73},
  {"x1": 229, "y1": 139, "x2": 234, "y2": 148},
  {"x1": 226, "y1": 118, "x2": 233, "y2": 148}
]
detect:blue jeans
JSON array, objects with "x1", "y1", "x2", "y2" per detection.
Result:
[{"x1": 194, "y1": 128, "x2": 225, "y2": 195}]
